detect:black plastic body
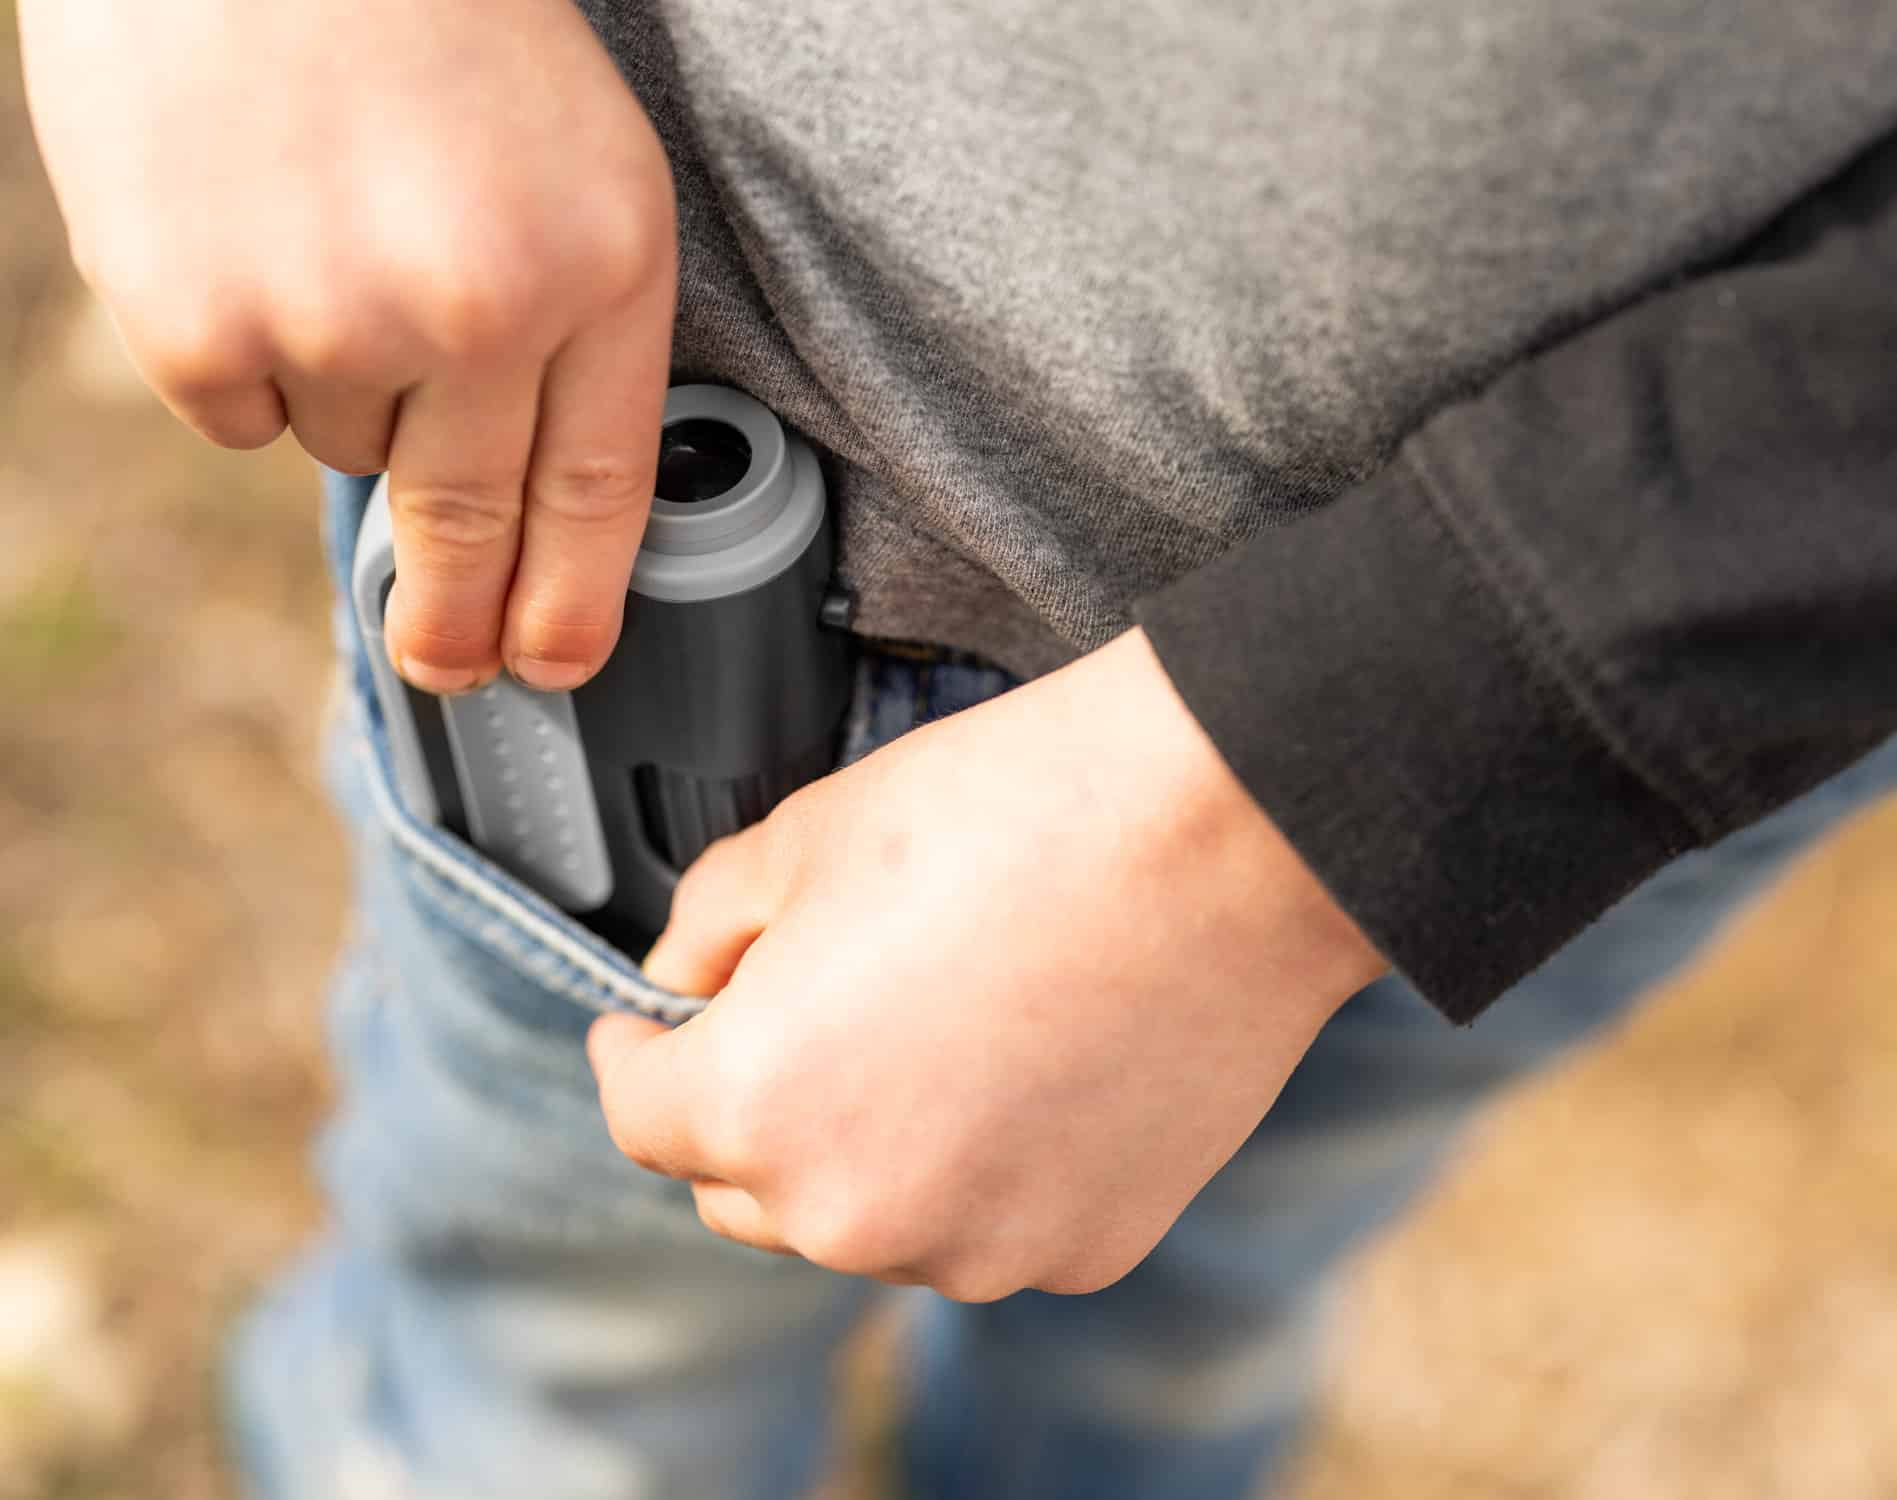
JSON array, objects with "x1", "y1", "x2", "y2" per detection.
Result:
[{"x1": 573, "y1": 524, "x2": 854, "y2": 946}]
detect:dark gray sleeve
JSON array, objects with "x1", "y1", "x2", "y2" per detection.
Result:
[{"x1": 1133, "y1": 130, "x2": 1897, "y2": 1024}]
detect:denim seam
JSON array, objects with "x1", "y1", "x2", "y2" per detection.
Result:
[{"x1": 349, "y1": 719, "x2": 707, "y2": 1026}]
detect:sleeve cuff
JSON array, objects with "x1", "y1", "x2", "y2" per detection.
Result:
[{"x1": 1132, "y1": 458, "x2": 1698, "y2": 1023}]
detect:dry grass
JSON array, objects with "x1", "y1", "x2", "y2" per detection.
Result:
[{"x1": 2, "y1": 14, "x2": 1894, "y2": 1499}]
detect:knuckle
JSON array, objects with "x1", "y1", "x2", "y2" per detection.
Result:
[
  {"x1": 532, "y1": 454, "x2": 650, "y2": 523},
  {"x1": 795, "y1": 1220, "x2": 880, "y2": 1279},
  {"x1": 419, "y1": 259, "x2": 538, "y2": 357},
  {"x1": 755, "y1": 797, "x2": 813, "y2": 897},
  {"x1": 701, "y1": 1041, "x2": 777, "y2": 1170},
  {"x1": 1037, "y1": 1236, "x2": 1149, "y2": 1297},
  {"x1": 703, "y1": 1042, "x2": 814, "y2": 1185},
  {"x1": 692, "y1": 1192, "x2": 741, "y2": 1239},
  {"x1": 611, "y1": 1132, "x2": 674, "y2": 1182},
  {"x1": 671, "y1": 835, "x2": 737, "y2": 914},
  {"x1": 280, "y1": 314, "x2": 374, "y2": 382},
  {"x1": 703, "y1": 1120, "x2": 761, "y2": 1185},
  {"x1": 292, "y1": 417, "x2": 391, "y2": 477},
  {"x1": 182, "y1": 388, "x2": 286, "y2": 451},
  {"x1": 601, "y1": 1105, "x2": 645, "y2": 1165},
  {"x1": 595, "y1": 1083, "x2": 662, "y2": 1171},
  {"x1": 270, "y1": 275, "x2": 375, "y2": 379},
  {"x1": 1036, "y1": 1263, "x2": 1123, "y2": 1298},
  {"x1": 137, "y1": 304, "x2": 267, "y2": 398},
  {"x1": 394, "y1": 481, "x2": 521, "y2": 558},
  {"x1": 932, "y1": 1266, "x2": 1020, "y2": 1305},
  {"x1": 120, "y1": 296, "x2": 284, "y2": 450},
  {"x1": 315, "y1": 439, "x2": 392, "y2": 479},
  {"x1": 611, "y1": 1126, "x2": 668, "y2": 1177},
  {"x1": 587, "y1": 187, "x2": 677, "y2": 294},
  {"x1": 792, "y1": 1198, "x2": 920, "y2": 1281}
]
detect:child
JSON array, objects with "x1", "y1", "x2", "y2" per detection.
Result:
[{"x1": 21, "y1": 0, "x2": 1897, "y2": 1494}]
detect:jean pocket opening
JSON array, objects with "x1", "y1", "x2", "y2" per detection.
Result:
[{"x1": 346, "y1": 682, "x2": 708, "y2": 1028}]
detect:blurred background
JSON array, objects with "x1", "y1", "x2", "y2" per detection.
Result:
[{"x1": 3, "y1": 9, "x2": 1896, "y2": 1498}]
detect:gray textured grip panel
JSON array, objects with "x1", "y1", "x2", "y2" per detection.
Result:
[{"x1": 442, "y1": 679, "x2": 614, "y2": 911}]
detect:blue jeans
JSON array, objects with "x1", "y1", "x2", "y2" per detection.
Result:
[{"x1": 227, "y1": 470, "x2": 1897, "y2": 1500}]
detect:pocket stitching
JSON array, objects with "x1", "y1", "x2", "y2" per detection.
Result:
[{"x1": 351, "y1": 719, "x2": 708, "y2": 1026}]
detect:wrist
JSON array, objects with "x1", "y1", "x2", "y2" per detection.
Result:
[{"x1": 1094, "y1": 627, "x2": 1388, "y2": 1012}]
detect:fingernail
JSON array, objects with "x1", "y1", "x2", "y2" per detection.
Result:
[
  {"x1": 509, "y1": 656, "x2": 596, "y2": 692},
  {"x1": 394, "y1": 652, "x2": 491, "y2": 696}
]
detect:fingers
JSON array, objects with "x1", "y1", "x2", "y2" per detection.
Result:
[
  {"x1": 110, "y1": 302, "x2": 289, "y2": 451},
  {"x1": 160, "y1": 376, "x2": 290, "y2": 452},
  {"x1": 278, "y1": 373, "x2": 400, "y2": 476},
  {"x1": 369, "y1": 271, "x2": 674, "y2": 696},
  {"x1": 691, "y1": 1186, "x2": 938, "y2": 1287},
  {"x1": 381, "y1": 363, "x2": 542, "y2": 693},
  {"x1": 505, "y1": 283, "x2": 673, "y2": 690},
  {"x1": 690, "y1": 1182, "x2": 793, "y2": 1256},
  {"x1": 641, "y1": 818, "x2": 787, "y2": 997},
  {"x1": 106, "y1": 207, "x2": 672, "y2": 700},
  {"x1": 607, "y1": 1044, "x2": 926, "y2": 1277},
  {"x1": 586, "y1": 1011, "x2": 725, "y2": 1183}
]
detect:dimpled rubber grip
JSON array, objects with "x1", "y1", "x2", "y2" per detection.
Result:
[{"x1": 441, "y1": 676, "x2": 613, "y2": 911}]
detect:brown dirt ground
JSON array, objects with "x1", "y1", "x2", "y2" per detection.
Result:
[{"x1": 2, "y1": 15, "x2": 1894, "y2": 1499}]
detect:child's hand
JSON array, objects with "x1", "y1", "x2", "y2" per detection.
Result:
[
  {"x1": 588, "y1": 628, "x2": 1387, "y2": 1301},
  {"x1": 19, "y1": 0, "x2": 676, "y2": 692}
]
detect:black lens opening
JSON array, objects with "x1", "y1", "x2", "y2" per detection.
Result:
[{"x1": 656, "y1": 418, "x2": 752, "y2": 505}]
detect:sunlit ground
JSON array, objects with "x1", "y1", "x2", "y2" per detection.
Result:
[{"x1": 3, "y1": 15, "x2": 1894, "y2": 1499}]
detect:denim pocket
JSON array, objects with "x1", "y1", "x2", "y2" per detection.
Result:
[
  {"x1": 322, "y1": 468, "x2": 705, "y2": 1044},
  {"x1": 341, "y1": 656, "x2": 707, "y2": 1032}
]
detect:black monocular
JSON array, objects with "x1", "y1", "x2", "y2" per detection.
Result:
[{"x1": 353, "y1": 384, "x2": 858, "y2": 948}]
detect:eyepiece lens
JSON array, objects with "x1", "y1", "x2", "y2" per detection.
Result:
[{"x1": 656, "y1": 418, "x2": 752, "y2": 505}]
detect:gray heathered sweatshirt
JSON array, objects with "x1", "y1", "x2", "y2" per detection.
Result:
[
  {"x1": 578, "y1": 0, "x2": 1897, "y2": 1019},
  {"x1": 584, "y1": 0, "x2": 1894, "y2": 676}
]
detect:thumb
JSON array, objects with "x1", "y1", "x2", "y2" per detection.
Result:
[
  {"x1": 641, "y1": 817, "x2": 786, "y2": 997},
  {"x1": 585, "y1": 1009, "x2": 670, "y2": 1072},
  {"x1": 586, "y1": 1010, "x2": 718, "y2": 1181}
]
